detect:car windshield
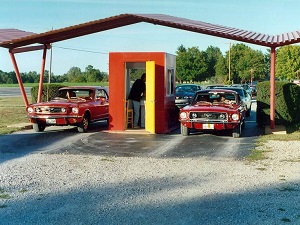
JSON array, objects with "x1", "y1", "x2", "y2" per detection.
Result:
[
  {"x1": 194, "y1": 92, "x2": 236, "y2": 104},
  {"x1": 53, "y1": 89, "x2": 93, "y2": 100},
  {"x1": 176, "y1": 85, "x2": 198, "y2": 93},
  {"x1": 214, "y1": 87, "x2": 244, "y2": 98}
]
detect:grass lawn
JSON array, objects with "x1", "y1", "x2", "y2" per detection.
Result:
[{"x1": 0, "y1": 97, "x2": 30, "y2": 134}]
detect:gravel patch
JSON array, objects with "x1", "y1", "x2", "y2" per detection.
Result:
[{"x1": 0, "y1": 140, "x2": 300, "y2": 224}]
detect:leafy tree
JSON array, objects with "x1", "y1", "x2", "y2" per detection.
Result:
[
  {"x1": 215, "y1": 54, "x2": 228, "y2": 83},
  {"x1": 205, "y1": 45, "x2": 223, "y2": 79},
  {"x1": 226, "y1": 43, "x2": 265, "y2": 83},
  {"x1": 85, "y1": 65, "x2": 103, "y2": 82},
  {"x1": 263, "y1": 49, "x2": 271, "y2": 81},
  {"x1": 0, "y1": 70, "x2": 5, "y2": 83},
  {"x1": 66, "y1": 67, "x2": 82, "y2": 82},
  {"x1": 276, "y1": 45, "x2": 300, "y2": 81},
  {"x1": 6, "y1": 71, "x2": 17, "y2": 84},
  {"x1": 176, "y1": 45, "x2": 208, "y2": 82},
  {"x1": 129, "y1": 69, "x2": 145, "y2": 82},
  {"x1": 176, "y1": 45, "x2": 188, "y2": 83}
]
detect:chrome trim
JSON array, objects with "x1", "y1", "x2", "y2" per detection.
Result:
[
  {"x1": 188, "y1": 119, "x2": 228, "y2": 123},
  {"x1": 28, "y1": 115, "x2": 82, "y2": 119}
]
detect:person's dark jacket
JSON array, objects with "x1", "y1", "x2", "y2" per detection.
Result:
[{"x1": 128, "y1": 79, "x2": 145, "y2": 101}]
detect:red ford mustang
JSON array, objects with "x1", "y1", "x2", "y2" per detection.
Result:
[
  {"x1": 179, "y1": 89, "x2": 246, "y2": 138},
  {"x1": 26, "y1": 86, "x2": 109, "y2": 132}
]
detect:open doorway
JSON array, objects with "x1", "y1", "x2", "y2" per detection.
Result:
[{"x1": 125, "y1": 62, "x2": 146, "y2": 130}]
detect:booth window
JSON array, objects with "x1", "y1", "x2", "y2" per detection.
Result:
[{"x1": 167, "y1": 69, "x2": 175, "y2": 95}]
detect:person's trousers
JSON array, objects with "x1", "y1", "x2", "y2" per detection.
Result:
[{"x1": 132, "y1": 100, "x2": 141, "y2": 126}]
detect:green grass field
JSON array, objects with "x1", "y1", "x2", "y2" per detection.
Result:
[{"x1": 0, "y1": 97, "x2": 30, "y2": 134}]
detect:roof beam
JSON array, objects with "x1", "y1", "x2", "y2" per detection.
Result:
[{"x1": 9, "y1": 44, "x2": 51, "y2": 54}]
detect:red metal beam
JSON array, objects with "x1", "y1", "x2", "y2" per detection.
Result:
[
  {"x1": 9, "y1": 50, "x2": 29, "y2": 107},
  {"x1": 10, "y1": 44, "x2": 51, "y2": 54},
  {"x1": 270, "y1": 47, "x2": 276, "y2": 129},
  {"x1": 37, "y1": 45, "x2": 48, "y2": 103}
]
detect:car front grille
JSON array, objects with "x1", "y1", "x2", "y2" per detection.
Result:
[
  {"x1": 188, "y1": 112, "x2": 227, "y2": 122},
  {"x1": 34, "y1": 107, "x2": 65, "y2": 114}
]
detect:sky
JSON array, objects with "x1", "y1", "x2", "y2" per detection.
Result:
[{"x1": 1, "y1": 0, "x2": 300, "y2": 75}]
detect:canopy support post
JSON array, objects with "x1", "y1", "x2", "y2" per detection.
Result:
[
  {"x1": 270, "y1": 47, "x2": 276, "y2": 129},
  {"x1": 37, "y1": 44, "x2": 48, "y2": 103},
  {"x1": 9, "y1": 50, "x2": 29, "y2": 107}
]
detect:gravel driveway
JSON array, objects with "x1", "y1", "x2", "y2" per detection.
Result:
[{"x1": 1, "y1": 140, "x2": 300, "y2": 225}]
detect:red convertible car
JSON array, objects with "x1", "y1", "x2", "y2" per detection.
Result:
[
  {"x1": 179, "y1": 89, "x2": 246, "y2": 138},
  {"x1": 26, "y1": 86, "x2": 109, "y2": 132}
]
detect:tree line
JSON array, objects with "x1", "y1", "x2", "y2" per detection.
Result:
[
  {"x1": 176, "y1": 43, "x2": 300, "y2": 84},
  {"x1": 0, "y1": 65, "x2": 108, "y2": 84},
  {"x1": 1, "y1": 44, "x2": 300, "y2": 84}
]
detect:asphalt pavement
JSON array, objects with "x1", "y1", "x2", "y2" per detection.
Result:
[
  {"x1": 2, "y1": 101, "x2": 266, "y2": 161},
  {"x1": 0, "y1": 87, "x2": 31, "y2": 97}
]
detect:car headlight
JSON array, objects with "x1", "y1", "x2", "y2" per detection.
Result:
[
  {"x1": 180, "y1": 112, "x2": 188, "y2": 119},
  {"x1": 27, "y1": 107, "x2": 34, "y2": 113},
  {"x1": 219, "y1": 113, "x2": 226, "y2": 120},
  {"x1": 61, "y1": 108, "x2": 66, "y2": 113},
  {"x1": 72, "y1": 107, "x2": 79, "y2": 113},
  {"x1": 231, "y1": 113, "x2": 239, "y2": 121}
]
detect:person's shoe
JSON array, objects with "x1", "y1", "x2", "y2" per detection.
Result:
[{"x1": 133, "y1": 125, "x2": 140, "y2": 129}]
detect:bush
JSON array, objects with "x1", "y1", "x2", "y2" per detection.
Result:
[
  {"x1": 31, "y1": 84, "x2": 66, "y2": 103},
  {"x1": 256, "y1": 81, "x2": 300, "y2": 126}
]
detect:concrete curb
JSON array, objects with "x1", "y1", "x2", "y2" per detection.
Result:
[
  {"x1": 7, "y1": 123, "x2": 33, "y2": 129},
  {"x1": 265, "y1": 125, "x2": 286, "y2": 135}
]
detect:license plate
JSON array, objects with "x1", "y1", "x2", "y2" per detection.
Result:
[
  {"x1": 203, "y1": 123, "x2": 214, "y2": 129},
  {"x1": 46, "y1": 118, "x2": 56, "y2": 124}
]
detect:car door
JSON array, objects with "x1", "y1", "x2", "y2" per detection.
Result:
[{"x1": 94, "y1": 89, "x2": 109, "y2": 120}]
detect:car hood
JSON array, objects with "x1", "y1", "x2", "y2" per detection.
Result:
[
  {"x1": 29, "y1": 99, "x2": 83, "y2": 107},
  {"x1": 181, "y1": 103, "x2": 240, "y2": 113}
]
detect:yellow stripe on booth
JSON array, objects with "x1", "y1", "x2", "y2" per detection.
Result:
[{"x1": 145, "y1": 61, "x2": 155, "y2": 133}]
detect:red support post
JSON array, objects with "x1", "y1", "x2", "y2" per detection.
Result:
[
  {"x1": 37, "y1": 45, "x2": 48, "y2": 103},
  {"x1": 9, "y1": 50, "x2": 29, "y2": 107},
  {"x1": 270, "y1": 47, "x2": 276, "y2": 129}
]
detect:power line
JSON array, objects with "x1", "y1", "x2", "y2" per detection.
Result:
[{"x1": 53, "y1": 45, "x2": 108, "y2": 54}]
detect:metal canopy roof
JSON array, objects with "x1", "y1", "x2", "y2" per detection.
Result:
[
  {"x1": 1, "y1": 13, "x2": 300, "y2": 49},
  {"x1": 0, "y1": 29, "x2": 36, "y2": 44}
]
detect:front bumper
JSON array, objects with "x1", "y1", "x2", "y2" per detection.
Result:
[
  {"x1": 180, "y1": 121, "x2": 240, "y2": 130},
  {"x1": 175, "y1": 99, "x2": 190, "y2": 108},
  {"x1": 28, "y1": 114, "x2": 83, "y2": 126}
]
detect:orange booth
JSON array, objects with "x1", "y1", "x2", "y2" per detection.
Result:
[{"x1": 108, "y1": 52, "x2": 179, "y2": 134}]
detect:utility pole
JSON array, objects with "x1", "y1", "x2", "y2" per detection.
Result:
[{"x1": 250, "y1": 68, "x2": 254, "y2": 84}]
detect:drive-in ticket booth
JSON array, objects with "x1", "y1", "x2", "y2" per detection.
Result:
[{"x1": 108, "y1": 52, "x2": 179, "y2": 134}]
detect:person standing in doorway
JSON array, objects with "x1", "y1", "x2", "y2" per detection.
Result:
[{"x1": 128, "y1": 73, "x2": 146, "y2": 129}]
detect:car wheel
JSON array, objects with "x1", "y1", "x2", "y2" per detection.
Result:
[
  {"x1": 181, "y1": 123, "x2": 190, "y2": 136},
  {"x1": 33, "y1": 123, "x2": 45, "y2": 132},
  {"x1": 77, "y1": 114, "x2": 90, "y2": 133},
  {"x1": 232, "y1": 123, "x2": 241, "y2": 138},
  {"x1": 246, "y1": 105, "x2": 251, "y2": 117}
]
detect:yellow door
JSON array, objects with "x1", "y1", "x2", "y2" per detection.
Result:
[{"x1": 145, "y1": 61, "x2": 155, "y2": 133}]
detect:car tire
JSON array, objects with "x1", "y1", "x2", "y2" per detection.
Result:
[
  {"x1": 33, "y1": 123, "x2": 45, "y2": 132},
  {"x1": 77, "y1": 114, "x2": 90, "y2": 133},
  {"x1": 181, "y1": 123, "x2": 190, "y2": 136},
  {"x1": 232, "y1": 123, "x2": 241, "y2": 138}
]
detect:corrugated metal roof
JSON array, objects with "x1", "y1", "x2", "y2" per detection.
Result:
[
  {"x1": 0, "y1": 29, "x2": 36, "y2": 44},
  {"x1": 1, "y1": 13, "x2": 300, "y2": 49}
]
